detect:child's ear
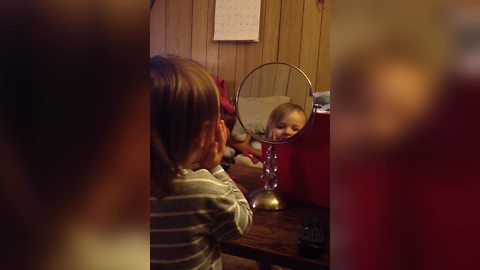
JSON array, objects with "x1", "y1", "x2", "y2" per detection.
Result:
[{"x1": 195, "y1": 121, "x2": 211, "y2": 148}]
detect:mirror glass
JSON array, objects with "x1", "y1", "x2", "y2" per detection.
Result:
[{"x1": 235, "y1": 62, "x2": 314, "y2": 144}]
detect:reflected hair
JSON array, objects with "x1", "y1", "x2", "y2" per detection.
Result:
[
  {"x1": 266, "y1": 103, "x2": 307, "y2": 138},
  {"x1": 150, "y1": 55, "x2": 219, "y2": 198}
]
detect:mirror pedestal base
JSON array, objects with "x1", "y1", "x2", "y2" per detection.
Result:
[{"x1": 248, "y1": 189, "x2": 286, "y2": 210}]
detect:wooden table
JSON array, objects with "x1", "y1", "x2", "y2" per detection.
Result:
[{"x1": 223, "y1": 164, "x2": 330, "y2": 270}]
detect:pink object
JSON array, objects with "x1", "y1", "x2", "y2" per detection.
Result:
[{"x1": 241, "y1": 151, "x2": 260, "y2": 164}]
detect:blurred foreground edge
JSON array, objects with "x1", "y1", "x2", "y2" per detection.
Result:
[{"x1": 0, "y1": 1, "x2": 149, "y2": 270}]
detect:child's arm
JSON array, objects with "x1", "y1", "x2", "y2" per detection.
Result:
[
  {"x1": 200, "y1": 120, "x2": 253, "y2": 240},
  {"x1": 208, "y1": 165, "x2": 253, "y2": 241}
]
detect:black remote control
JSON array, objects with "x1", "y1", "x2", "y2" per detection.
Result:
[{"x1": 297, "y1": 214, "x2": 326, "y2": 258}]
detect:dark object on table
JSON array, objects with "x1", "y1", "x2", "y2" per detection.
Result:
[{"x1": 297, "y1": 214, "x2": 326, "y2": 258}]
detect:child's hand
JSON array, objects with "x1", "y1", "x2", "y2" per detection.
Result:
[
  {"x1": 200, "y1": 120, "x2": 228, "y2": 170},
  {"x1": 268, "y1": 130, "x2": 278, "y2": 141}
]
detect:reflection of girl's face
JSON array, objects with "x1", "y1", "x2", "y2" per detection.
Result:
[{"x1": 270, "y1": 111, "x2": 307, "y2": 140}]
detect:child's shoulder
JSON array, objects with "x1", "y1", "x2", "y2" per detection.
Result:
[
  {"x1": 169, "y1": 168, "x2": 228, "y2": 196},
  {"x1": 181, "y1": 168, "x2": 222, "y2": 182}
]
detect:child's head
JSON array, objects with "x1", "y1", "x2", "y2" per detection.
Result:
[
  {"x1": 150, "y1": 55, "x2": 219, "y2": 196},
  {"x1": 266, "y1": 103, "x2": 307, "y2": 141}
]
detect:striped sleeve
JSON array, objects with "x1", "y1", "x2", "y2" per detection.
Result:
[
  {"x1": 150, "y1": 166, "x2": 252, "y2": 269},
  {"x1": 208, "y1": 165, "x2": 253, "y2": 241}
]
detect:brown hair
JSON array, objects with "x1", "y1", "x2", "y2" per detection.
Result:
[
  {"x1": 266, "y1": 102, "x2": 307, "y2": 138},
  {"x1": 150, "y1": 55, "x2": 219, "y2": 198}
]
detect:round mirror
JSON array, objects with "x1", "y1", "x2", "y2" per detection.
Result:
[{"x1": 235, "y1": 62, "x2": 314, "y2": 144}]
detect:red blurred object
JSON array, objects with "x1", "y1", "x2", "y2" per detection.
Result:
[
  {"x1": 214, "y1": 77, "x2": 236, "y2": 115},
  {"x1": 341, "y1": 76, "x2": 480, "y2": 270},
  {"x1": 264, "y1": 112, "x2": 330, "y2": 208}
]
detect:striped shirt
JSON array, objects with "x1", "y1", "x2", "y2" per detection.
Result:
[{"x1": 150, "y1": 165, "x2": 253, "y2": 270}]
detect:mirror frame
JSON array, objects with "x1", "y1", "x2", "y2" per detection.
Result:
[{"x1": 235, "y1": 62, "x2": 315, "y2": 145}]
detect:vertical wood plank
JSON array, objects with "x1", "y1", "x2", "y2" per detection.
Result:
[
  {"x1": 242, "y1": 0, "x2": 266, "y2": 98},
  {"x1": 262, "y1": 0, "x2": 281, "y2": 63},
  {"x1": 235, "y1": 0, "x2": 265, "y2": 95},
  {"x1": 278, "y1": 0, "x2": 305, "y2": 66},
  {"x1": 259, "y1": 0, "x2": 279, "y2": 99},
  {"x1": 218, "y1": 42, "x2": 238, "y2": 98},
  {"x1": 234, "y1": 45, "x2": 249, "y2": 97},
  {"x1": 287, "y1": 68, "x2": 309, "y2": 107},
  {"x1": 316, "y1": 0, "x2": 330, "y2": 91},
  {"x1": 191, "y1": 0, "x2": 209, "y2": 67},
  {"x1": 165, "y1": 0, "x2": 193, "y2": 58},
  {"x1": 238, "y1": 71, "x2": 253, "y2": 98},
  {"x1": 206, "y1": 0, "x2": 219, "y2": 76},
  {"x1": 273, "y1": 64, "x2": 291, "y2": 96},
  {"x1": 299, "y1": 0, "x2": 322, "y2": 90},
  {"x1": 245, "y1": 71, "x2": 258, "y2": 97},
  {"x1": 235, "y1": 42, "x2": 263, "y2": 97},
  {"x1": 257, "y1": 64, "x2": 277, "y2": 97},
  {"x1": 150, "y1": 0, "x2": 166, "y2": 56}
]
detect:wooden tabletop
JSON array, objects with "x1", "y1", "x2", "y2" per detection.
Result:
[{"x1": 223, "y1": 164, "x2": 330, "y2": 270}]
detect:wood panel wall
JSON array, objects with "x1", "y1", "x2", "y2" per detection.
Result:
[{"x1": 150, "y1": 0, "x2": 329, "y2": 98}]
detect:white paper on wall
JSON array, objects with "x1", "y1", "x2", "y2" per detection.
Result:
[{"x1": 214, "y1": 0, "x2": 261, "y2": 42}]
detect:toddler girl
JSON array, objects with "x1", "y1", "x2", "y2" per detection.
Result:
[{"x1": 150, "y1": 55, "x2": 252, "y2": 269}]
